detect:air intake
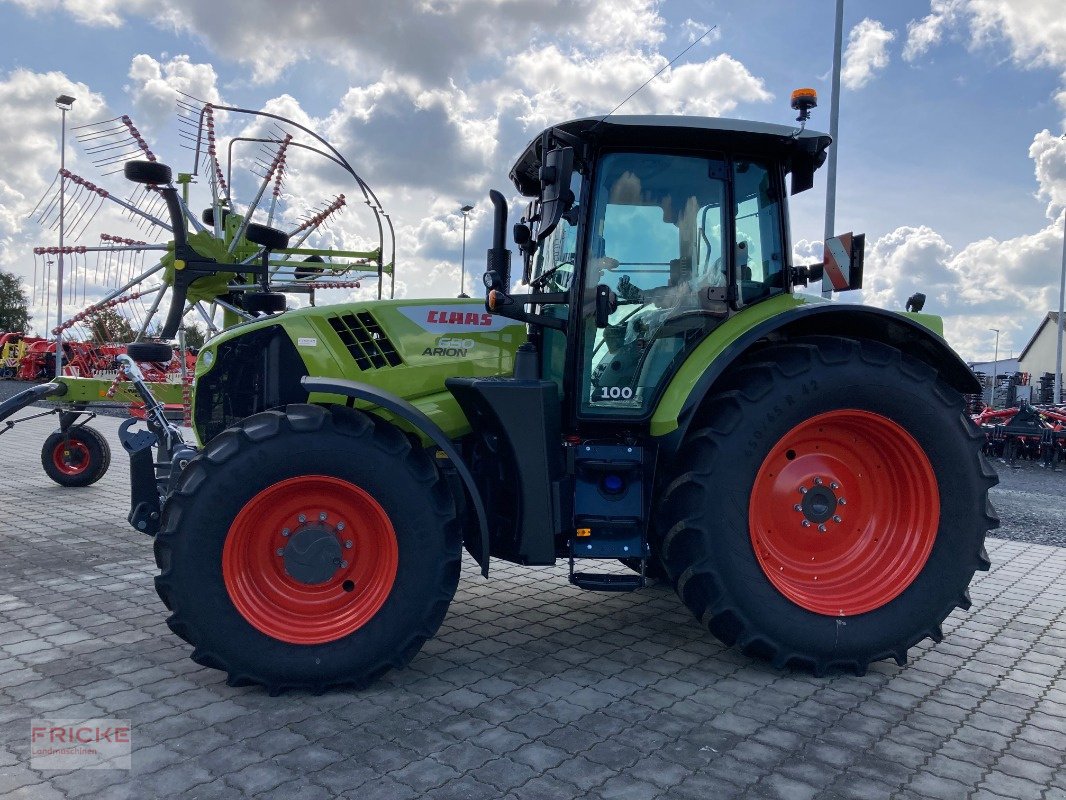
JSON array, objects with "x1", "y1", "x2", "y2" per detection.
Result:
[{"x1": 327, "y1": 312, "x2": 403, "y2": 370}]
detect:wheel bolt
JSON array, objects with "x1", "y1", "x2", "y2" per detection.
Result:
[
  {"x1": 799, "y1": 487, "x2": 808, "y2": 494},
  {"x1": 319, "y1": 512, "x2": 327, "y2": 522},
  {"x1": 838, "y1": 498, "x2": 847, "y2": 506},
  {"x1": 297, "y1": 514, "x2": 306, "y2": 523},
  {"x1": 832, "y1": 515, "x2": 842, "y2": 523},
  {"x1": 830, "y1": 482, "x2": 839, "y2": 490},
  {"x1": 281, "y1": 528, "x2": 290, "y2": 537},
  {"x1": 802, "y1": 520, "x2": 811, "y2": 528},
  {"x1": 818, "y1": 524, "x2": 826, "y2": 533},
  {"x1": 345, "y1": 541, "x2": 353, "y2": 549},
  {"x1": 276, "y1": 548, "x2": 284, "y2": 556},
  {"x1": 340, "y1": 560, "x2": 349, "y2": 569},
  {"x1": 337, "y1": 522, "x2": 345, "y2": 532},
  {"x1": 814, "y1": 477, "x2": 823, "y2": 486},
  {"x1": 793, "y1": 504, "x2": 802, "y2": 512}
]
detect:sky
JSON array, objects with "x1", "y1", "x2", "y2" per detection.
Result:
[{"x1": 0, "y1": 0, "x2": 1063, "y2": 362}]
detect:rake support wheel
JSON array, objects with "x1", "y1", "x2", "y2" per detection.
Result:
[
  {"x1": 657, "y1": 336, "x2": 998, "y2": 676},
  {"x1": 41, "y1": 426, "x2": 111, "y2": 487},
  {"x1": 126, "y1": 341, "x2": 174, "y2": 363},
  {"x1": 154, "y1": 404, "x2": 461, "y2": 692},
  {"x1": 245, "y1": 222, "x2": 289, "y2": 251},
  {"x1": 124, "y1": 160, "x2": 172, "y2": 186}
]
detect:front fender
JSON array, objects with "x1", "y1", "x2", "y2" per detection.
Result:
[
  {"x1": 650, "y1": 299, "x2": 979, "y2": 442},
  {"x1": 300, "y1": 376, "x2": 490, "y2": 577}
]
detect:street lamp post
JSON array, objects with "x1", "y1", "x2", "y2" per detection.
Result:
[
  {"x1": 54, "y1": 93, "x2": 75, "y2": 379},
  {"x1": 458, "y1": 204, "x2": 474, "y2": 298},
  {"x1": 822, "y1": 0, "x2": 845, "y2": 299},
  {"x1": 989, "y1": 328, "x2": 1000, "y2": 410},
  {"x1": 1055, "y1": 198, "x2": 1065, "y2": 404}
]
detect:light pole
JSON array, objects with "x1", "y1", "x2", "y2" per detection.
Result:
[
  {"x1": 54, "y1": 93, "x2": 75, "y2": 378},
  {"x1": 822, "y1": 0, "x2": 844, "y2": 299},
  {"x1": 989, "y1": 328, "x2": 1000, "y2": 410},
  {"x1": 1055, "y1": 179, "x2": 1064, "y2": 404},
  {"x1": 458, "y1": 204, "x2": 474, "y2": 298}
]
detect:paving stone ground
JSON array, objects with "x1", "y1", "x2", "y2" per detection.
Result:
[{"x1": 0, "y1": 413, "x2": 1064, "y2": 800}]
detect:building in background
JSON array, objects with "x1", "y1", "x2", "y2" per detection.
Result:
[{"x1": 1018, "y1": 312, "x2": 1063, "y2": 378}]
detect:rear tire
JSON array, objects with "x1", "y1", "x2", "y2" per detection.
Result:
[
  {"x1": 657, "y1": 337, "x2": 997, "y2": 675},
  {"x1": 154, "y1": 404, "x2": 461, "y2": 692},
  {"x1": 41, "y1": 426, "x2": 111, "y2": 487}
]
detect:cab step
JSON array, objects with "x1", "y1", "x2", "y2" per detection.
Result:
[{"x1": 569, "y1": 571, "x2": 644, "y2": 592}]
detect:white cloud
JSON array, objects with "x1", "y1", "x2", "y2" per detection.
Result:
[
  {"x1": 125, "y1": 54, "x2": 222, "y2": 134},
  {"x1": 0, "y1": 69, "x2": 109, "y2": 265},
  {"x1": 793, "y1": 125, "x2": 1066, "y2": 362},
  {"x1": 806, "y1": 212, "x2": 1065, "y2": 362},
  {"x1": 964, "y1": 0, "x2": 1066, "y2": 72},
  {"x1": 904, "y1": 1, "x2": 1066, "y2": 124},
  {"x1": 3, "y1": 0, "x2": 668, "y2": 85},
  {"x1": 841, "y1": 18, "x2": 896, "y2": 90},
  {"x1": 903, "y1": 0, "x2": 961, "y2": 62},
  {"x1": 680, "y1": 19, "x2": 720, "y2": 46},
  {"x1": 504, "y1": 46, "x2": 772, "y2": 128},
  {"x1": 1030, "y1": 130, "x2": 1066, "y2": 216}
]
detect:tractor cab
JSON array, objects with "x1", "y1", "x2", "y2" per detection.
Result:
[{"x1": 485, "y1": 116, "x2": 832, "y2": 427}]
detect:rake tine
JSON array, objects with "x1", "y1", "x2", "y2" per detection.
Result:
[
  {"x1": 28, "y1": 172, "x2": 61, "y2": 218},
  {"x1": 71, "y1": 115, "x2": 123, "y2": 130}
]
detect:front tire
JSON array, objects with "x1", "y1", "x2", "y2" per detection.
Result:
[
  {"x1": 154, "y1": 404, "x2": 461, "y2": 692},
  {"x1": 657, "y1": 337, "x2": 998, "y2": 675}
]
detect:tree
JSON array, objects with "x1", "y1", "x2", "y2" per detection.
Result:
[
  {"x1": 0, "y1": 270, "x2": 31, "y2": 333},
  {"x1": 182, "y1": 323, "x2": 207, "y2": 350},
  {"x1": 87, "y1": 308, "x2": 136, "y2": 343}
]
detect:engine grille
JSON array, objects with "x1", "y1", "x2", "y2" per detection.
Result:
[{"x1": 327, "y1": 312, "x2": 403, "y2": 370}]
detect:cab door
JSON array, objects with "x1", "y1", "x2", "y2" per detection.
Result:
[{"x1": 574, "y1": 151, "x2": 729, "y2": 420}]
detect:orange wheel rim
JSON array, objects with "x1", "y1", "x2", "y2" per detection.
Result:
[
  {"x1": 52, "y1": 439, "x2": 90, "y2": 476},
  {"x1": 222, "y1": 475, "x2": 398, "y2": 644},
  {"x1": 749, "y1": 410, "x2": 939, "y2": 616}
]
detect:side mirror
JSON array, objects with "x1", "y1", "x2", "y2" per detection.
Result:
[
  {"x1": 594, "y1": 284, "x2": 617, "y2": 328},
  {"x1": 822, "y1": 232, "x2": 865, "y2": 292},
  {"x1": 536, "y1": 146, "x2": 574, "y2": 242}
]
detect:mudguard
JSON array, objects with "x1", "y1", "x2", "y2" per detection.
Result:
[
  {"x1": 652, "y1": 301, "x2": 981, "y2": 448},
  {"x1": 300, "y1": 376, "x2": 490, "y2": 576}
]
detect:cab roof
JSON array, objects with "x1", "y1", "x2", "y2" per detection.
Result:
[{"x1": 510, "y1": 115, "x2": 832, "y2": 196}]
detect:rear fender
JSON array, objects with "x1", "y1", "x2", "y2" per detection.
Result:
[{"x1": 651, "y1": 302, "x2": 979, "y2": 450}]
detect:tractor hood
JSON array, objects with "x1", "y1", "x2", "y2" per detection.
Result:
[{"x1": 191, "y1": 298, "x2": 526, "y2": 445}]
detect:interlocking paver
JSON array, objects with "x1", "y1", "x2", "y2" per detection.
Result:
[{"x1": 0, "y1": 414, "x2": 1063, "y2": 798}]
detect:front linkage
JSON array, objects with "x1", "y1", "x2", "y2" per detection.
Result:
[{"x1": 114, "y1": 355, "x2": 199, "y2": 535}]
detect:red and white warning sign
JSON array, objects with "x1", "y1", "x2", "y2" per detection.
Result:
[{"x1": 823, "y1": 232, "x2": 854, "y2": 291}]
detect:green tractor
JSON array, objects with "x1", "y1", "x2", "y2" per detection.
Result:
[{"x1": 112, "y1": 113, "x2": 995, "y2": 692}]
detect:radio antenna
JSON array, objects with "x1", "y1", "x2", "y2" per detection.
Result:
[{"x1": 590, "y1": 25, "x2": 719, "y2": 133}]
